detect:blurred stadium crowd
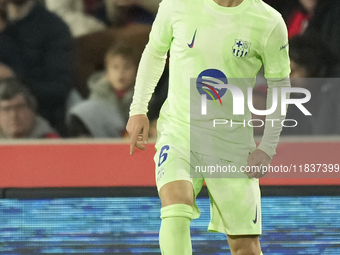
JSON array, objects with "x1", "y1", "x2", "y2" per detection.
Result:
[{"x1": 0, "y1": 0, "x2": 339, "y2": 139}]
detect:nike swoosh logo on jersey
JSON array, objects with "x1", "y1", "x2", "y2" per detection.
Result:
[
  {"x1": 188, "y1": 29, "x2": 197, "y2": 48},
  {"x1": 280, "y1": 42, "x2": 289, "y2": 50},
  {"x1": 253, "y1": 205, "x2": 257, "y2": 224}
]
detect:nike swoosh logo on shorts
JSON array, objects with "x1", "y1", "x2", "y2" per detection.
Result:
[
  {"x1": 188, "y1": 29, "x2": 197, "y2": 48},
  {"x1": 253, "y1": 205, "x2": 257, "y2": 224}
]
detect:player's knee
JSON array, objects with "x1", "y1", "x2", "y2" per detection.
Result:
[
  {"x1": 160, "y1": 204, "x2": 193, "y2": 220},
  {"x1": 229, "y1": 236, "x2": 261, "y2": 255},
  {"x1": 231, "y1": 246, "x2": 261, "y2": 255},
  {"x1": 232, "y1": 249, "x2": 259, "y2": 255},
  {"x1": 161, "y1": 195, "x2": 193, "y2": 207},
  {"x1": 245, "y1": 251, "x2": 261, "y2": 255},
  {"x1": 160, "y1": 181, "x2": 194, "y2": 207}
]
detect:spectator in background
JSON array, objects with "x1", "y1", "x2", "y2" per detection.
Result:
[
  {"x1": 104, "y1": 0, "x2": 161, "y2": 27},
  {"x1": 67, "y1": 99, "x2": 126, "y2": 138},
  {"x1": 0, "y1": 79, "x2": 59, "y2": 139},
  {"x1": 290, "y1": 36, "x2": 339, "y2": 79},
  {"x1": 68, "y1": 44, "x2": 137, "y2": 138},
  {"x1": 0, "y1": 0, "x2": 6, "y2": 40},
  {"x1": 282, "y1": 34, "x2": 340, "y2": 135},
  {"x1": 82, "y1": 0, "x2": 109, "y2": 24},
  {"x1": 286, "y1": 0, "x2": 317, "y2": 38},
  {"x1": 0, "y1": 0, "x2": 73, "y2": 132},
  {"x1": 72, "y1": 0, "x2": 161, "y2": 27},
  {"x1": 304, "y1": 0, "x2": 340, "y2": 60},
  {"x1": 45, "y1": 0, "x2": 106, "y2": 37},
  {"x1": 73, "y1": 22, "x2": 151, "y2": 98},
  {"x1": 83, "y1": 0, "x2": 104, "y2": 16},
  {"x1": 264, "y1": 0, "x2": 317, "y2": 38},
  {"x1": 0, "y1": 0, "x2": 14, "y2": 80}
]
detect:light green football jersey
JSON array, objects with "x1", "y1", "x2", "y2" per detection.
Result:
[{"x1": 151, "y1": 0, "x2": 290, "y2": 162}]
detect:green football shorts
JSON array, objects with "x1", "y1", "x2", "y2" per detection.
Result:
[{"x1": 154, "y1": 142, "x2": 261, "y2": 235}]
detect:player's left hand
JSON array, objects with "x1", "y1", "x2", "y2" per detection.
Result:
[{"x1": 247, "y1": 149, "x2": 272, "y2": 178}]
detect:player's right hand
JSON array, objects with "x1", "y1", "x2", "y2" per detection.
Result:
[{"x1": 126, "y1": 114, "x2": 149, "y2": 155}]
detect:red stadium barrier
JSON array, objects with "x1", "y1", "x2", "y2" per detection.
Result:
[{"x1": 1, "y1": 138, "x2": 339, "y2": 188}]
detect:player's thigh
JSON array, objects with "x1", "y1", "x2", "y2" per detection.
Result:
[
  {"x1": 204, "y1": 159, "x2": 261, "y2": 235},
  {"x1": 159, "y1": 180, "x2": 194, "y2": 207},
  {"x1": 207, "y1": 178, "x2": 261, "y2": 235},
  {"x1": 154, "y1": 143, "x2": 202, "y2": 208},
  {"x1": 227, "y1": 235, "x2": 261, "y2": 255}
]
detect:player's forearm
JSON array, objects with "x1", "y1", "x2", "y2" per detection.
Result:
[
  {"x1": 258, "y1": 77, "x2": 291, "y2": 158},
  {"x1": 129, "y1": 44, "x2": 167, "y2": 116}
]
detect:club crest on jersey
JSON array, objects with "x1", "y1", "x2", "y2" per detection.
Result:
[{"x1": 232, "y1": 39, "x2": 251, "y2": 59}]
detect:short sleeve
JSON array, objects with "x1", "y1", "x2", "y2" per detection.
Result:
[
  {"x1": 261, "y1": 17, "x2": 291, "y2": 80},
  {"x1": 148, "y1": 0, "x2": 173, "y2": 54}
]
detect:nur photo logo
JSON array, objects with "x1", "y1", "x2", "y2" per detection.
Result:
[{"x1": 194, "y1": 69, "x2": 312, "y2": 129}]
